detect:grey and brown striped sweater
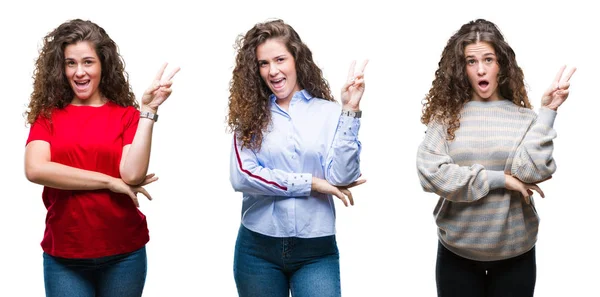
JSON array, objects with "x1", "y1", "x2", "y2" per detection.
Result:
[{"x1": 417, "y1": 100, "x2": 557, "y2": 261}]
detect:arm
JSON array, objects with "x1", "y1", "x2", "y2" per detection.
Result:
[
  {"x1": 229, "y1": 135, "x2": 312, "y2": 197},
  {"x1": 511, "y1": 108, "x2": 557, "y2": 183},
  {"x1": 120, "y1": 63, "x2": 180, "y2": 185},
  {"x1": 325, "y1": 60, "x2": 368, "y2": 186},
  {"x1": 25, "y1": 140, "x2": 116, "y2": 190},
  {"x1": 324, "y1": 114, "x2": 362, "y2": 186},
  {"x1": 416, "y1": 122, "x2": 506, "y2": 203},
  {"x1": 512, "y1": 65, "x2": 576, "y2": 183}
]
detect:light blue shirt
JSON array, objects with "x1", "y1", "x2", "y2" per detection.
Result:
[{"x1": 230, "y1": 90, "x2": 362, "y2": 238}]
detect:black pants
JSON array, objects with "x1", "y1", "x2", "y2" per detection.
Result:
[{"x1": 436, "y1": 241, "x2": 536, "y2": 297}]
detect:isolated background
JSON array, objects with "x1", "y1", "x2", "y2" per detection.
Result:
[{"x1": 1, "y1": 0, "x2": 597, "y2": 295}]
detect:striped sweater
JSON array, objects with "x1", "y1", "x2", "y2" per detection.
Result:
[{"x1": 417, "y1": 100, "x2": 557, "y2": 261}]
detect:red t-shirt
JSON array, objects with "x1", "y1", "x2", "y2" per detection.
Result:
[{"x1": 26, "y1": 101, "x2": 149, "y2": 259}]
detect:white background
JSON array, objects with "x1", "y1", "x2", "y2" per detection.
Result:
[{"x1": 1, "y1": 0, "x2": 598, "y2": 296}]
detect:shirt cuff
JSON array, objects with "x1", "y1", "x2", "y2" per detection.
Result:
[
  {"x1": 337, "y1": 116, "x2": 361, "y2": 141},
  {"x1": 537, "y1": 107, "x2": 557, "y2": 128},
  {"x1": 487, "y1": 170, "x2": 506, "y2": 190},
  {"x1": 286, "y1": 173, "x2": 312, "y2": 196}
]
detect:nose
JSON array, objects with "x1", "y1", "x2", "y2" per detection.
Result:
[
  {"x1": 477, "y1": 63, "x2": 486, "y2": 76},
  {"x1": 75, "y1": 64, "x2": 85, "y2": 77},
  {"x1": 268, "y1": 63, "x2": 279, "y2": 76}
]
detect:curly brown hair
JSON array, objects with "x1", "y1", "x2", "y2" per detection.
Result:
[
  {"x1": 26, "y1": 19, "x2": 137, "y2": 124},
  {"x1": 421, "y1": 19, "x2": 531, "y2": 140},
  {"x1": 228, "y1": 19, "x2": 334, "y2": 150}
]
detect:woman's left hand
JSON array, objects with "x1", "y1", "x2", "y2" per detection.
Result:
[
  {"x1": 341, "y1": 60, "x2": 369, "y2": 111},
  {"x1": 141, "y1": 63, "x2": 181, "y2": 113},
  {"x1": 541, "y1": 65, "x2": 576, "y2": 111}
]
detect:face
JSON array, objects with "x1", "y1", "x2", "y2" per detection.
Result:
[
  {"x1": 256, "y1": 38, "x2": 300, "y2": 102},
  {"x1": 64, "y1": 41, "x2": 103, "y2": 105},
  {"x1": 464, "y1": 41, "x2": 501, "y2": 101}
]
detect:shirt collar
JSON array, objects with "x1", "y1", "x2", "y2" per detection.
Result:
[{"x1": 269, "y1": 89, "x2": 314, "y2": 103}]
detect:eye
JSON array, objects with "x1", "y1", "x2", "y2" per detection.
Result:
[
  {"x1": 466, "y1": 59, "x2": 476, "y2": 65},
  {"x1": 258, "y1": 61, "x2": 268, "y2": 68},
  {"x1": 485, "y1": 57, "x2": 494, "y2": 63},
  {"x1": 84, "y1": 60, "x2": 93, "y2": 65},
  {"x1": 277, "y1": 57, "x2": 285, "y2": 63}
]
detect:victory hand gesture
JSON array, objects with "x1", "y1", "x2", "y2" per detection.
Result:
[
  {"x1": 141, "y1": 63, "x2": 181, "y2": 113},
  {"x1": 341, "y1": 60, "x2": 369, "y2": 111},
  {"x1": 541, "y1": 65, "x2": 576, "y2": 111}
]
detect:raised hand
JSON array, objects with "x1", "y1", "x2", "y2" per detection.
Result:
[
  {"x1": 141, "y1": 63, "x2": 181, "y2": 113},
  {"x1": 541, "y1": 65, "x2": 576, "y2": 111},
  {"x1": 341, "y1": 60, "x2": 369, "y2": 111},
  {"x1": 108, "y1": 173, "x2": 158, "y2": 207},
  {"x1": 311, "y1": 177, "x2": 367, "y2": 206},
  {"x1": 504, "y1": 175, "x2": 551, "y2": 204}
]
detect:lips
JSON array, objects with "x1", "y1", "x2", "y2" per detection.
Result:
[
  {"x1": 270, "y1": 77, "x2": 286, "y2": 90},
  {"x1": 478, "y1": 80, "x2": 489, "y2": 91},
  {"x1": 73, "y1": 80, "x2": 90, "y2": 91}
]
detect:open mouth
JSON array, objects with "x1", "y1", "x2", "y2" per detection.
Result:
[
  {"x1": 271, "y1": 77, "x2": 286, "y2": 90},
  {"x1": 478, "y1": 80, "x2": 489, "y2": 89},
  {"x1": 74, "y1": 80, "x2": 90, "y2": 90}
]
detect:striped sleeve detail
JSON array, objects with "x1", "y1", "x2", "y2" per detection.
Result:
[{"x1": 234, "y1": 136, "x2": 287, "y2": 190}]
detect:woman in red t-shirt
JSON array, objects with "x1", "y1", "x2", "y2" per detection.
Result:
[{"x1": 24, "y1": 19, "x2": 179, "y2": 297}]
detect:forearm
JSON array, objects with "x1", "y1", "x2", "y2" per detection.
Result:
[
  {"x1": 512, "y1": 108, "x2": 557, "y2": 182},
  {"x1": 121, "y1": 112, "x2": 155, "y2": 185},
  {"x1": 326, "y1": 115, "x2": 361, "y2": 185},
  {"x1": 26, "y1": 161, "x2": 115, "y2": 190}
]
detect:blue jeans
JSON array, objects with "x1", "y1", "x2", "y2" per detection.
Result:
[
  {"x1": 43, "y1": 246, "x2": 147, "y2": 297},
  {"x1": 234, "y1": 224, "x2": 341, "y2": 297}
]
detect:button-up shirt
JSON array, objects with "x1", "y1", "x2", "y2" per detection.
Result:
[{"x1": 230, "y1": 90, "x2": 361, "y2": 238}]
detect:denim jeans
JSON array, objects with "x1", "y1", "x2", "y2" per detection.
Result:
[
  {"x1": 43, "y1": 246, "x2": 147, "y2": 297},
  {"x1": 436, "y1": 241, "x2": 536, "y2": 297},
  {"x1": 234, "y1": 224, "x2": 341, "y2": 297}
]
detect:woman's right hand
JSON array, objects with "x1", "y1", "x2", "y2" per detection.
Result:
[
  {"x1": 504, "y1": 175, "x2": 550, "y2": 204},
  {"x1": 108, "y1": 173, "x2": 158, "y2": 207},
  {"x1": 311, "y1": 177, "x2": 367, "y2": 207}
]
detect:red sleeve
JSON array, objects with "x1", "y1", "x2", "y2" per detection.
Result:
[
  {"x1": 122, "y1": 106, "x2": 139, "y2": 146},
  {"x1": 26, "y1": 115, "x2": 52, "y2": 145}
]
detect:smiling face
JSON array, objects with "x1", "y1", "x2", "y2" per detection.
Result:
[
  {"x1": 465, "y1": 41, "x2": 501, "y2": 102},
  {"x1": 256, "y1": 38, "x2": 301, "y2": 104},
  {"x1": 64, "y1": 41, "x2": 103, "y2": 105}
]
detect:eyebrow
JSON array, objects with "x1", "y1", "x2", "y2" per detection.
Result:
[
  {"x1": 257, "y1": 54, "x2": 287, "y2": 62},
  {"x1": 465, "y1": 53, "x2": 496, "y2": 59},
  {"x1": 64, "y1": 56, "x2": 97, "y2": 60}
]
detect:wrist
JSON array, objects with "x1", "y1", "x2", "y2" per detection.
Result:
[
  {"x1": 141, "y1": 105, "x2": 158, "y2": 114},
  {"x1": 342, "y1": 104, "x2": 360, "y2": 112}
]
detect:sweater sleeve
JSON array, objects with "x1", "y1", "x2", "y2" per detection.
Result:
[
  {"x1": 511, "y1": 107, "x2": 557, "y2": 183},
  {"x1": 416, "y1": 121, "x2": 505, "y2": 203}
]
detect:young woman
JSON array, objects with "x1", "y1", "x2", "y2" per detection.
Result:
[
  {"x1": 228, "y1": 19, "x2": 367, "y2": 297},
  {"x1": 25, "y1": 19, "x2": 179, "y2": 297},
  {"x1": 417, "y1": 19, "x2": 575, "y2": 297}
]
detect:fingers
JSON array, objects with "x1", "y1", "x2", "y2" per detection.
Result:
[
  {"x1": 553, "y1": 65, "x2": 566, "y2": 85},
  {"x1": 347, "y1": 60, "x2": 356, "y2": 81},
  {"x1": 155, "y1": 62, "x2": 168, "y2": 81},
  {"x1": 332, "y1": 188, "x2": 349, "y2": 207},
  {"x1": 529, "y1": 184, "x2": 545, "y2": 198},
  {"x1": 340, "y1": 188, "x2": 354, "y2": 206},
  {"x1": 126, "y1": 190, "x2": 140, "y2": 207},
  {"x1": 165, "y1": 67, "x2": 181, "y2": 82},
  {"x1": 359, "y1": 59, "x2": 369, "y2": 73},
  {"x1": 346, "y1": 179, "x2": 367, "y2": 189},
  {"x1": 561, "y1": 67, "x2": 577, "y2": 83},
  {"x1": 140, "y1": 174, "x2": 159, "y2": 186},
  {"x1": 135, "y1": 186, "x2": 153, "y2": 201},
  {"x1": 144, "y1": 81, "x2": 162, "y2": 96}
]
